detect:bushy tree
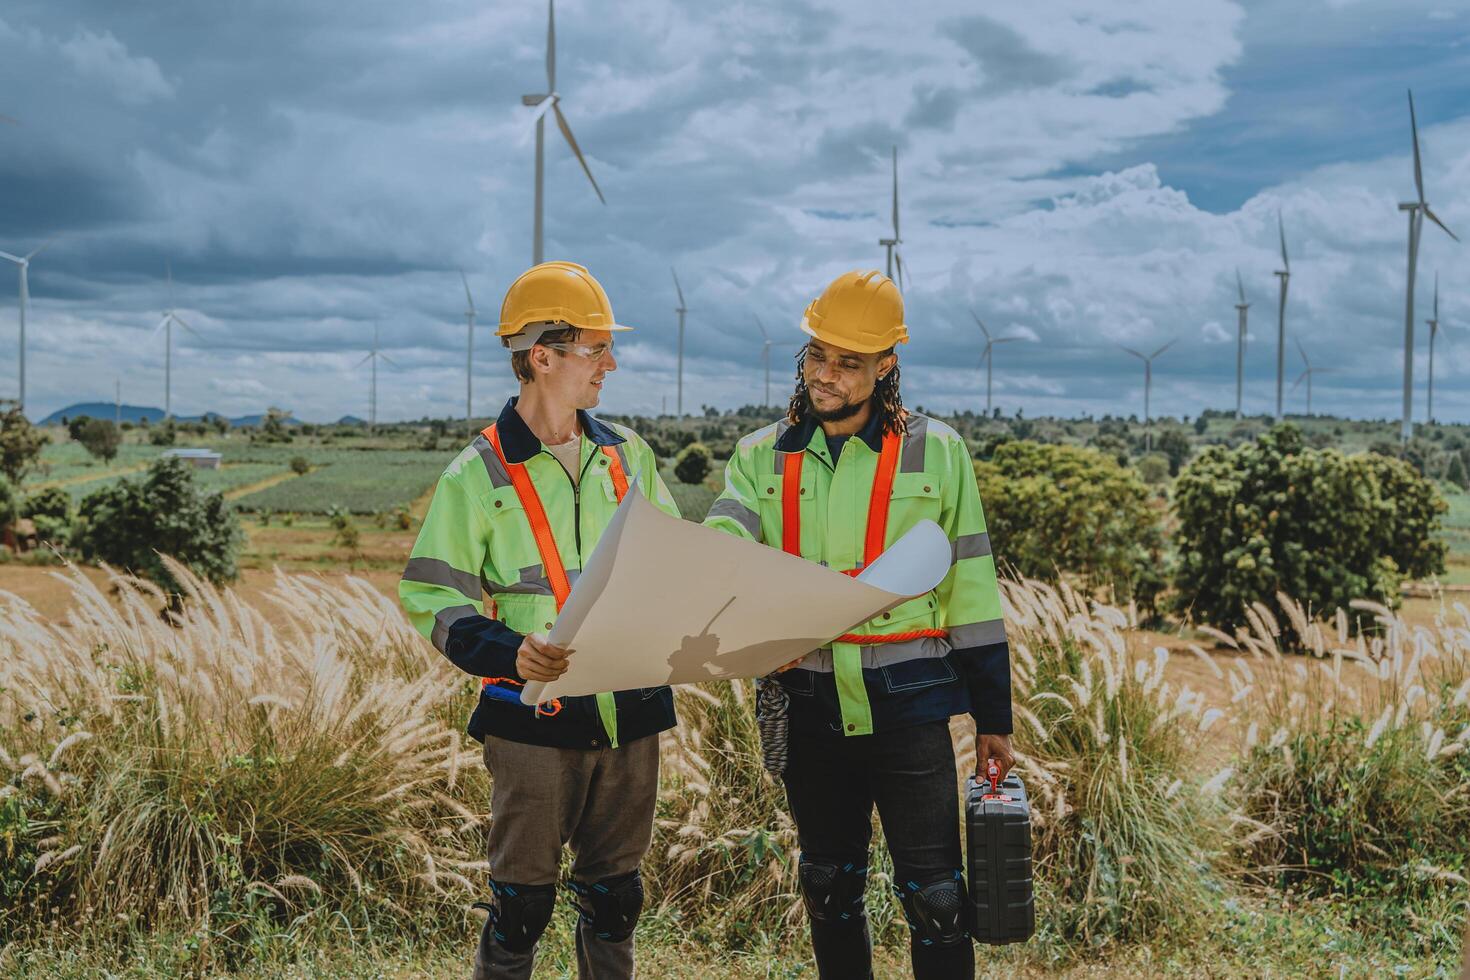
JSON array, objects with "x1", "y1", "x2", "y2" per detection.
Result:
[
  {"x1": 1136, "y1": 453, "x2": 1170, "y2": 486},
  {"x1": 0, "y1": 475, "x2": 17, "y2": 529},
  {"x1": 1172, "y1": 424, "x2": 1447, "y2": 630},
  {"x1": 72, "y1": 456, "x2": 244, "y2": 593},
  {"x1": 1154, "y1": 428, "x2": 1193, "y2": 476},
  {"x1": 1447, "y1": 452, "x2": 1469, "y2": 491},
  {"x1": 674, "y1": 441, "x2": 713, "y2": 485},
  {"x1": 65, "y1": 415, "x2": 93, "y2": 441},
  {"x1": 0, "y1": 407, "x2": 48, "y2": 484},
  {"x1": 21, "y1": 486, "x2": 69, "y2": 521},
  {"x1": 974, "y1": 441, "x2": 1166, "y2": 614},
  {"x1": 76, "y1": 417, "x2": 121, "y2": 463}
]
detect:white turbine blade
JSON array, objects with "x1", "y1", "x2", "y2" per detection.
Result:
[
  {"x1": 1433, "y1": 271, "x2": 1439, "y2": 319},
  {"x1": 546, "y1": 0, "x2": 557, "y2": 92},
  {"x1": 154, "y1": 315, "x2": 170, "y2": 334},
  {"x1": 1422, "y1": 205, "x2": 1459, "y2": 243},
  {"x1": 894, "y1": 250, "x2": 907, "y2": 291},
  {"x1": 25, "y1": 234, "x2": 59, "y2": 261},
  {"x1": 671, "y1": 267, "x2": 686, "y2": 309},
  {"x1": 1120, "y1": 345, "x2": 1145, "y2": 361},
  {"x1": 380, "y1": 352, "x2": 401, "y2": 369},
  {"x1": 1294, "y1": 336, "x2": 1308, "y2": 366},
  {"x1": 891, "y1": 145, "x2": 900, "y2": 240},
  {"x1": 1150, "y1": 338, "x2": 1177, "y2": 360},
  {"x1": 461, "y1": 269, "x2": 476, "y2": 315},
  {"x1": 551, "y1": 102, "x2": 605, "y2": 205},
  {"x1": 0, "y1": 250, "x2": 22, "y2": 264},
  {"x1": 970, "y1": 311, "x2": 991, "y2": 342},
  {"x1": 172, "y1": 313, "x2": 202, "y2": 338},
  {"x1": 1277, "y1": 211, "x2": 1289, "y2": 272},
  {"x1": 979, "y1": 345, "x2": 991, "y2": 367},
  {"x1": 992, "y1": 337, "x2": 1021, "y2": 346},
  {"x1": 1408, "y1": 89, "x2": 1425, "y2": 206},
  {"x1": 754, "y1": 314, "x2": 767, "y2": 341},
  {"x1": 1236, "y1": 268, "x2": 1246, "y2": 305},
  {"x1": 1291, "y1": 371, "x2": 1306, "y2": 392},
  {"x1": 355, "y1": 352, "x2": 373, "y2": 368}
]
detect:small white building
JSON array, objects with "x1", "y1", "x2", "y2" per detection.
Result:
[{"x1": 161, "y1": 448, "x2": 222, "y2": 470}]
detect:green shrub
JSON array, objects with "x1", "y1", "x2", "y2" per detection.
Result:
[
  {"x1": 148, "y1": 421, "x2": 177, "y2": 446},
  {"x1": 0, "y1": 407, "x2": 48, "y2": 484},
  {"x1": 71, "y1": 456, "x2": 245, "y2": 593},
  {"x1": 76, "y1": 418, "x2": 121, "y2": 463},
  {"x1": 289, "y1": 455, "x2": 311, "y2": 476},
  {"x1": 674, "y1": 441, "x2": 713, "y2": 485},
  {"x1": 1447, "y1": 453, "x2": 1468, "y2": 491},
  {"x1": 21, "y1": 486, "x2": 70, "y2": 522},
  {"x1": 1137, "y1": 453, "x2": 1170, "y2": 486},
  {"x1": 974, "y1": 441, "x2": 1166, "y2": 613},
  {"x1": 0, "y1": 475, "x2": 17, "y2": 528},
  {"x1": 1155, "y1": 428, "x2": 1193, "y2": 475},
  {"x1": 1171, "y1": 424, "x2": 1447, "y2": 630}
]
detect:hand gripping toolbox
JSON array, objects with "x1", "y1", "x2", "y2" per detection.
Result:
[{"x1": 964, "y1": 762, "x2": 1035, "y2": 944}]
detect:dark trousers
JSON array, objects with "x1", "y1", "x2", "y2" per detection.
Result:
[{"x1": 781, "y1": 719, "x2": 974, "y2": 980}]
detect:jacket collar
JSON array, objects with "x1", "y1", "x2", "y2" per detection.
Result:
[
  {"x1": 773, "y1": 401, "x2": 885, "y2": 457},
  {"x1": 492, "y1": 396, "x2": 626, "y2": 465}
]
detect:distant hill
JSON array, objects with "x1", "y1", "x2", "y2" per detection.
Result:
[
  {"x1": 39, "y1": 403, "x2": 302, "y2": 427},
  {"x1": 336, "y1": 415, "x2": 366, "y2": 426}
]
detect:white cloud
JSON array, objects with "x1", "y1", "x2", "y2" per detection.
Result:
[{"x1": 58, "y1": 29, "x2": 173, "y2": 105}]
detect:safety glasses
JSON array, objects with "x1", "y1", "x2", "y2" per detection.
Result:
[{"x1": 541, "y1": 340, "x2": 615, "y2": 362}]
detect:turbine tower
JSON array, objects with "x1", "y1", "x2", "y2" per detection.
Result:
[
  {"x1": 461, "y1": 270, "x2": 477, "y2": 435},
  {"x1": 0, "y1": 237, "x2": 56, "y2": 415},
  {"x1": 356, "y1": 323, "x2": 399, "y2": 428},
  {"x1": 1234, "y1": 269, "x2": 1249, "y2": 420},
  {"x1": 971, "y1": 311, "x2": 1020, "y2": 417},
  {"x1": 1426, "y1": 272, "x2": 1449, "y2": 423},
  {"x1": 1399, "y1": 90, "x2": 1459, "y2": 443},
  {"x1": 878, "y1": 145, "x2": 906, "y2": 288},
  {"x1": 753, "y1": 315, "x2": 794, "y2": 409},
  {"x1": 1272, "y1": 212, "x2": 1290, "y2": 423},
  {"x1": 1291, "y1": 338, "x2": 1329, "y2": 417},
  {"x1": 154, "y1": 262, "x2": 202, "y2": 421},
  {"x1": 1121, "y1": 338, "x2": 1176, "y2": 452},
  {"x1": 521, "y1": 0, "x2": 605, "y2": 265},
  {"x1": 672, "y1": 268, "x2": 687, "y2": 416}
]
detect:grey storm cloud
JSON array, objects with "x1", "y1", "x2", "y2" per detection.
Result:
[{"x1": 0, "y1": 0, "x2": 1468, "y2": 424}]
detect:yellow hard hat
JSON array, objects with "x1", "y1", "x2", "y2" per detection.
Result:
[
  {"x1": 799, "y1": 270, "x2": 908, "y2": 354},
  {"x1": 498, "y1": 261, "x2": 631, "y2": 349}
]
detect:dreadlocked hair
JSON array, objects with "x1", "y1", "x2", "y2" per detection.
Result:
[{"x1": 786, "y1": 344, "x2": 907, "y2": 436}]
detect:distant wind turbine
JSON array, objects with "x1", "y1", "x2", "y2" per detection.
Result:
[
  {"x1": 461, "y1": 270, "x2": 477, "y2": 435},
  {"x1": 672, "y1": 268, "x2": 687, "y2": 416},
  {"x1": 356, "y1": 324, "x2": 399, "y2": 428},
  {"x1": 0, "y1": 236, "x2": 56, "y2": 416},
  {"x1": 521, "y1": 0, "x2": 605, "y2": 265},
  {"x1": 1272, "y1": 212, "x2": 1290, "y2": 423},
  {"x1": 1291, "y1": 338, "x2": 1329, "y2": 417},
  {"x1": 1233, "y1": 269, "x2": 1249, "y2": 420},
  {"x1": 971, "y1": 311, "x2": 1021, "y2": 417},
  {"x1": 1399, "y1": 90, "x2": 1459, "y2": 443},
  {"x1": 1121, "y1": 338, "x2": 1176, "y2": 452},
  {"x1": 753, "y1": 315, "x2": 795, "y2": 409},
  {"x1": 154, "y1": 262, "x2": 203, "y2": 421},
  {"x1": 1426, "y1": 272, "x2": 1450, "y2": 423},
  {"x1": 878, "y1": 145, "x2": 906, "y2": 289}
]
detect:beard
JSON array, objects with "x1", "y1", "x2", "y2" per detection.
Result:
[{"x1": 803, "y1": 389, "x2": 868, "y2": 424}]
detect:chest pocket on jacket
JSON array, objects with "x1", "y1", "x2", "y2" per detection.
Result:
[{"x1": 885, "y1": 473, "x2": 941, "y2": 528}]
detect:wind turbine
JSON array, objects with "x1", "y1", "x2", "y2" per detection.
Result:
[
  {"x1": 356, "y1": 323, "x2": 399, "y2": 428},
  {"x1": 1291, "y1": 338, "x2": 1329, "y2": 417},
  {"x1": 672, "y1": 268, "x2": 687, "y2": 416},
  {"x1": 1234, "y1": 269, "x2": 1249, "y2": 420},
  {"x1": 1272, "y1": 212, "x2": 1290, "y2": 423},
  {"x1": 154, "y1": 262, "x2": 202, "y2": 421},
  {"x1": 1399, "y1": 90, "x2": 1459, "y2": 443},
  {"x1": 521, "y1": 0, "x2": 605, "y2": 265},
  {"x1": 1426, "y1": 272, "x2": 1450, "y2": 423},
  {"x1": 0, "y1": 237, "x2": 56, "y2": 416},
  {"x1": 878, "y1": 145, "x2": 906, "y2": 289},
  {"x1": 971, "y1": 311, "x2": 1021, "y2": 417},
  {"x1": 461, "y1": 270, "x2": 477, "y2": 435},
  {"x1": 752, "y1": 315, "x2": 795, "y2": 409},
  {"x1": 1121, "y1": 338, "x2": 1176, "y2": 452}
]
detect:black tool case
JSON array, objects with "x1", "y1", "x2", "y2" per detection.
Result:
[{"x1": 964, "y1": 767, "x2": 1035, "y2": 945}]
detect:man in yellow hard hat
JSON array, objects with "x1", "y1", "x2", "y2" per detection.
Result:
[
  {"x1": 400, "y1": 261, "x2": 681, "y2": 979},
  {"x1": 704, "y1": 270, "x2": 1014, "y2": 979}
]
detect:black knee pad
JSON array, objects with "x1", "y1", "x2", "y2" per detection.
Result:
[
  {"x1": 894, "y1": 871, "x2": 969, "y2": 947},
  {"x1": 798, "y1": 854, "x2": 869, "y2": 924},
  {"x1": 567, "y1": 870, "x2": 644, "y2": 943},
  {"x1": 473, "y1": 879, "x2": 556, "y2": 953}
]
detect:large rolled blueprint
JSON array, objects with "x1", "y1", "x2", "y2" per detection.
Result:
[{"x1": 520, "y1": 482, "x2": 952, "y2": 705}]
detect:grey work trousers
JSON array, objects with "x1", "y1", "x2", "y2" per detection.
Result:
[{"x1": 472, "y1": 732, "x2": 661, "y2": 980}]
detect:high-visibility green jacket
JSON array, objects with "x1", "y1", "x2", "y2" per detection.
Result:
[
  {"x1": 704, "y1": 409, "x2": 1012, "y2": 737},
  {"x1": 399, "y1": 398, "x2": 681, "y2": 749}
]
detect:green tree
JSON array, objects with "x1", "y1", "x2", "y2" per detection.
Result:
[
  {"x1": 1136, "y1": 453, "x2": 1170, "y2": 486},
  {"x1": 1171, "y1": 424, "x2": 1447, "y2": 631},
  {"x1": 0, "y1": 407, "x2": 48, "y2": 484},
  {"x1": 21, "y1": 486, "x2": 69, "y2": 521},
  {"x1": 76, "y1": 418, "x2": 121, "y2": 463},
  {"x1": 72, "y1": 456, "x2": 244, "y2": 593},
  {"x1": 674, "y1": 442, "x2": 713, "y2": 485},
  {"x1": 1154, "y1": 428, "x2": 1193, "y2": 476},
  {"x1": 65, "y1": 415, "x2": 93, "y2": 441},
  {"x1": 974, "y1": 441, "x2": 1166, "y2": 614},
  {"x1": 289, "y1": 455, "x2": 311, "y2": 475},
  {"x1": 0, "y1": 475, "x2": 17, "y2": 530},
  {"x1": 1447, "y1": 452, "x2": 1469, "y2": 491}
]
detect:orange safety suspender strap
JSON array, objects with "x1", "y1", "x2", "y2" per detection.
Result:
[{"x1": 478, "y1": 424, "x2": 631, "y2": 721}]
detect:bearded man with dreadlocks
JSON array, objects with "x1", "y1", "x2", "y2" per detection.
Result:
[{"x1": 703, "y1": 270, "x2": 1014, "y2": 979}]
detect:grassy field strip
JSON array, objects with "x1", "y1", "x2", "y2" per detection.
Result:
[
  {"x1": 31, "y1": 461, "x2": 151, "y2": 490},
  {"x1": 224, "y1": 468, "x2": 307, "y2": 501}
]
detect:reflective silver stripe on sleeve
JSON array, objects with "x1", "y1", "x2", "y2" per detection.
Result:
[
  {"x1": 707, "y1": 498, "x2": 761, "y2": 537},
  {"x1": 611, "y1": 443, "x2": 632, "y2": 481},
  {"x1": 402, "y1": 557, "x2": 483, "y2": 601},
  {"x1": 951, "y1": 532, "x2": 992, "y2": 563},
  {"x1": 900, "y1": 415, "x2": 928, "y2": 472},
  {"x1": 798, "y1": 634, "x2": 952, "y2": 673},
  {"x1": 472, "y1": 434, "x2": 513, "y2": 489},
  {"x1": 431, "y1": 604, "x2": 481, "y2": 653},
  {"x1": 947, "y1": 619, "x2": 1008, "y2": 648}
]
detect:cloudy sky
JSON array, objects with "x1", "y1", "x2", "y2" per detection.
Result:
[{"x1": 3, "y1": 0, "x2": 1470, "y2": 424}]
